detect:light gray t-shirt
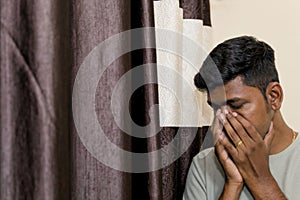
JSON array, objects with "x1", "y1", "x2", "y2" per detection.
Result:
[{"x1": 183, "y1": 134, "x2": 300, "y2": 200}]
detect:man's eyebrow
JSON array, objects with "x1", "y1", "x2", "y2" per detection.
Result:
[{"x1": 226, "y1": 97, "x2": 242, "y2": 104}]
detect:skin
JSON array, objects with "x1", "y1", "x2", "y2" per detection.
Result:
[{"x1": 208, "y1": 76, "x2": 296, "y2": 200}]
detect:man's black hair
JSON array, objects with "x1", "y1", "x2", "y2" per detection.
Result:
[{"x1": 194, "y1": 36, "x2": 279, "y2": 98}]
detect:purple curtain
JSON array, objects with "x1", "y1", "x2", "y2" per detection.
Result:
[
  {"x1": 1, "y1": 0, "x2": 72, "y2": 199},
  {"x1": 1, "y1": 0, "x2": 210, "y2": 199}
]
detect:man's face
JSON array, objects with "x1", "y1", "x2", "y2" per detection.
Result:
[{"x1": 207, "y1": 76, "x2": 273, "y2": 138}]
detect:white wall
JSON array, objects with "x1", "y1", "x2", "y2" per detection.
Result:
[{"x1": 210, "y1": 0, "x2": 300, "y2": 131}]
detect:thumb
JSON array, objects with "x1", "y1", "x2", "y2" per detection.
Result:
[{"x1": 264, "y1": 121, "x2": 275, "y2": 149}]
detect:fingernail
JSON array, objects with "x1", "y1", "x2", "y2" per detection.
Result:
[
  {"x1": 223, "y1": 108, "x2": 229, "y2": 115},
  {"x1": 232, "y1": 112, "x2": 238, "y2": 117}
]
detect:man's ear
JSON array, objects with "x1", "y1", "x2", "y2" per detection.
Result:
[{"x1": 266, "y1": 82, "x2": 283, "y2": 110}]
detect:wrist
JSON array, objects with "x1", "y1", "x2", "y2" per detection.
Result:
[
  {"x1": 219, "y1": 181, "x2": 243, "y2": 200},
  {"x1": 225, "y1": 180, "x2": 243, "y2": 188},
  {"x1": 247, "y1": 176, "x2": 286, "y2": 200}
]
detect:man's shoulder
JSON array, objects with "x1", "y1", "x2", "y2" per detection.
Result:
[
  {"x1": 189, "y1": 147, "x2": 224, "y2": 181},
  {"x1": 192, "y1": 147, "x2": 217, "y2": 165}
]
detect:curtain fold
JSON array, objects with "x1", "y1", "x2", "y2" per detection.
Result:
[
  {"x1": 1, "y1": 0, "x2": 72, "y2": 199},
  {"x1": 71, "y1": 1, "x2": 132, "y2": 199},
  {"x1": 1, "y1": 0, "x2": 211, "y2": 199},
  {"x1": 130, "y1": 0, "x2": 160, "y2": 199}
]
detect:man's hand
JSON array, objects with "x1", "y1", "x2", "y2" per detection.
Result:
[
  {"x1": 211, "y1": 109, "x2": 243, "y2": 200},
  {"x1": 219, "y1": 108, "x2": 287, "y2": 199}
]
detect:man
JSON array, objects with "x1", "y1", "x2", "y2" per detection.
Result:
[{"x1": 183, "y1": 36, "x2": 299, "y2": 199}]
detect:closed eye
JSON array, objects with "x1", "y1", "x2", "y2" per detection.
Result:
[{"x1": 229, "y1": 103, "x2": 244, "y2": 110}]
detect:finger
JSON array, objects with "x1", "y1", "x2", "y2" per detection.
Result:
[
  {"x1": 264, "y1": 121, "x2": 275, "y2": 150},
  {"x1": 215, "y1": 139, "x2": 229, "y2": 166},
  {"x1": 211, "y1": 109, "x2": 224, "y2": 142},
  {"x1": 212, "y1": 129, "x2": 224, "y2": 146},
  {"x1": 233, "y1": 112, "x2": 262, "y2": 142},
  {"x1": 226, "y1": 112, "x2": 252, "y2": 148},
  {"x1": 218, "y1": 109, "x2": 242, "y2": 147},
  {"x1": 218, "y1": 131, "x2": 238, "y2": 158}
]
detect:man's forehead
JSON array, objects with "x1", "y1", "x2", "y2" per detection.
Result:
[
  {"x1": 208, "y1": 89, "x2": 244, "y2": 101},
  {"x1": 207, "y1": 96, "x2": 242, "y2": 107},
  {"x1": 207, "y1": 77, "x2": 251, "y2": 104}
]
